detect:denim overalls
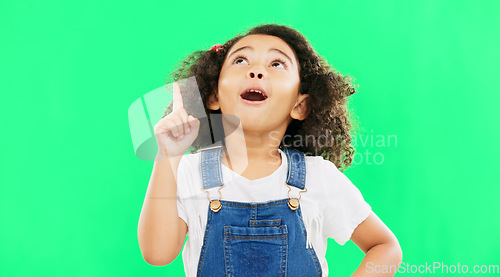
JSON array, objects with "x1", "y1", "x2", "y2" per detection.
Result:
[{"x1": 196, "y1": 143, "x2": 323, "y2": 277}]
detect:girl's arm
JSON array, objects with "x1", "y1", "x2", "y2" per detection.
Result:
[
  {"x1": 138, "y1": 82, "x2": 199, "y2": 266},
  {"x1": 350, "y1": 211, "x2": 403, "y2": 277},
  {"x1": 137, "y1": 155, "x2": 188, "y2": 266}
]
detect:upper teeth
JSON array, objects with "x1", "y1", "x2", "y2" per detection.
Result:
[{"x1": 248, "y1": 89, "x2": 264, "y2": 95}]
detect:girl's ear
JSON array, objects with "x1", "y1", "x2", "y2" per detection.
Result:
[
  {"x1": 290, "y1": 93, "x2": 310, "y2": 121},
  {"x1": 207, "y1": 91, "x2": 220, "y2": 111}
]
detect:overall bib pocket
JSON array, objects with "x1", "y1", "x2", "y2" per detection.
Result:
[{"x1": 223, "y1": 225, "x2": 288, "y2": 277}]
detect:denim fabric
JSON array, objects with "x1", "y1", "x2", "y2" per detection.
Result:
[
  {"x1": 200, "y1": 141, "x2": 224, "y2": 190},
  {"x1": 197, "y1": 144, "x2": 322, "y2": 277}
]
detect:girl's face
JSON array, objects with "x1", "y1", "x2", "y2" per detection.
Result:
[{"x1": 208, "y1": 34, "x2": 309, "y2": 133}]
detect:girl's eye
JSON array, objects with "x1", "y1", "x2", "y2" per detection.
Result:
[
  {"x1": 232, "y1": 55, "x2": 288, "y2": 69},
  {"x1": 271, "y1": 58, "x2": 288, "y2": 69},
  {"x1": 233, "y1": 55, "x2": 249, "y2": 65}
]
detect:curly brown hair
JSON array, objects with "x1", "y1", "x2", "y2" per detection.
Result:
[{"x1": 162, "y1": 23, "x2": 359, "y2": 171}]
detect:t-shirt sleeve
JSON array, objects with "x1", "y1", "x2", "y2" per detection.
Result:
[
  {"x1": 175, "y1": 155, "x2": 191, "y2": 225},
  {"x1": 320, "y1": 159, "x2": 372, "y2": 245},
  {"x1": 177, "y1": 197, "x2": 188, "y2": 225}
]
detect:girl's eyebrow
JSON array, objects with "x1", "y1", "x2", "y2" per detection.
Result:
[{"x1": 227, "y1": 45, "x2": 294, "y2": 65}]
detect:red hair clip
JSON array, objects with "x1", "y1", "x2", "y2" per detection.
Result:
[{"x1": 209, "y1": 43, "x2": 223, "y2": 53}]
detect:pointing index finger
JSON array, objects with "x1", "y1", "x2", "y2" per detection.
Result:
[{"x1": 172, "y1": 82, "x2": 184, "y2": 111}]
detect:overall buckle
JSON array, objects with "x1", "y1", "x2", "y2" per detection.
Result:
[{"x1": 285, "y1": 183, "x2": 307, "y2": 211}]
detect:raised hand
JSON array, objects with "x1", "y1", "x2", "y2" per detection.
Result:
[{"x1": 154, "y1": 82, "x2": 200, "y2": 158}]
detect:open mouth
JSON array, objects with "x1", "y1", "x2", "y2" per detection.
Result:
[{"x1": 240, "y1": 89, "x2": 268, "y2": 102}]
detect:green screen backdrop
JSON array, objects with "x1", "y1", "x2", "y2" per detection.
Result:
[{"x1": 1, "y1": 0, "x2": 499, "y2": 276}]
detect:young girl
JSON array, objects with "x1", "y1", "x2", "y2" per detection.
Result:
[{"x1": 138, "y1": 23, "x2": 402, "y2": 277}]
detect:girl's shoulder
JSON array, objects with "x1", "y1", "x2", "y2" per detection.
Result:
[
  {"x1": 304, "y1": 154, "x2": 341, "y2": 177},
  {"x1": 179, "y1": 150, "x2": 201, "y2": 164},
  {"x1": 304, "y1": 154, "x2": 361, "y2": 195},
  {"x1": 176, "y1": 152, "x2": 203, "y2": 199}
]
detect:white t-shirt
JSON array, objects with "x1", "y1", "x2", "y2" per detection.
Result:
[{"x1": 175, "y1": 148, "x2": 372, "y2": 277}]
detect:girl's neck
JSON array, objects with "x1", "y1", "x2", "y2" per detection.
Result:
[{"x1": 221, "y1": 123, "x2": 284, "y2": 175}]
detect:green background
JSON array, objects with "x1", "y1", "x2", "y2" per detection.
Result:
[{"x1": 1, "y1": 0, "x2": 499, "y2": 276}]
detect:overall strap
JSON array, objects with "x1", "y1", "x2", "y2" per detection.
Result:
[
  {"x1": 199, "y1": 141, "x2": 225, "y2": 190},
  {"x1": 282, "y1": 146, "x2": 306, "y2": 190}
]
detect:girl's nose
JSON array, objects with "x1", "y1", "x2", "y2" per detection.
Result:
[{"x1": 248, "y1": 71, "x2": 264, "y2": 79}]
